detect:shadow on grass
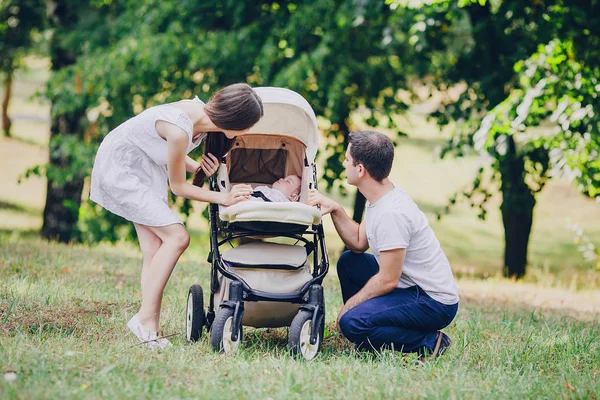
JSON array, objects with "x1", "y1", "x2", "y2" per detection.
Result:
[
  {"x1": 0, "y1": 298, "x2": 137, "y2": 339},
  {"x1": 0, "y1": 227, "x2": 41, "y2": 238},
  {"x1": 224, "y1": 324, "x2": 426, "y2": 365},
  {"x1": 236, "y1": 323, "x2": 369, "y2": 359},
  {"x1": 0, "y1": 200, "x2": 40, "y2": 216}
]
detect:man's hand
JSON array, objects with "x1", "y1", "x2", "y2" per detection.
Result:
[
  {"x1": 336, "y1": 296, "x2": 359, "y2": 332},
  {"x1": 309, "y1": 188, "x2": 368, "y2": 252},
  {"x1": 220, "y1": 184, "x2": 252, "y2": 206},
  {"x1": 308, "y1": 189, "x2": 339, "y2": 215}
]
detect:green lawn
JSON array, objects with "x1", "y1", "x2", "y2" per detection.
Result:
[
  {"x1": 1, "y1": 233, "x2": 599, "y2": 399},
  {"x1": 1, "y1": 58, "x2": 600, "y2": 399}
]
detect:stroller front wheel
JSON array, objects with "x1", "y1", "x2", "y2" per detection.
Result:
[
  {"x1": 211, "y1": 306, "x2": 242, "y2": 353},
  {"x1": 186, "y1": 284, "x2": 206, "y2": 342},
  {"x1": 289, "y1": 309, "x2": 324, "y2": 361}
]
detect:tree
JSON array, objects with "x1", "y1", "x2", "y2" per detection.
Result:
[
  {"x1": 44, "y1": 0, "x2": 280, "y2": 241},
  {"x1": 41, "y1": 0, "x2": 126, "y2": 242},
  {"x1": 45, "y1": 0, "x2": 419, "y2": 241},
  {"x1": 0, "y1": 0, "x2": 44, "y2": 137},
  {"x1": 40, "y1": 0, "x2": 599, "y2": 269},
  {"x1": 398, "y1": 0, "x2": 599, "y2": 277}
]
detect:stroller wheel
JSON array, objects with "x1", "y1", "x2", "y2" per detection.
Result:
[
  {"x1": 288, "y1": 309, "x2": 324, "y2": 361},
  {"x1": 186, "y1": 284, "x2": 206, "y2": 342},
  {"x1": 210, "y1": 306, "x2": 242, "y2": 354}
]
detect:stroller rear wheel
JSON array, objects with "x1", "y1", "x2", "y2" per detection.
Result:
[
  {"x1": 211, "y1": 306, "x2": 243, "y2": 353},
  {"x1": 186, "y1": 284, "x2": 206, "y2": 342},
  {"x1": 288, "y1": 309, "x2": 324, "y2": 361}
]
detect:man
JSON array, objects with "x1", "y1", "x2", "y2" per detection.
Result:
[{"x1": 308, "y1": 130, "x2": 459, "y2": 357}]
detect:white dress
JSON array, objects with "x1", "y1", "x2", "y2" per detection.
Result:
[{"x1": 90, "y1": 98, "x2": 206, "y2": 226}]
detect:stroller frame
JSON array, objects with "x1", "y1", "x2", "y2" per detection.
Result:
[
  {"x1": 204, "y1": 171, "x2": 330, "y2": 347},
  {"x1": 185, "y1": 86, "x2": 330, "y2": 360}
]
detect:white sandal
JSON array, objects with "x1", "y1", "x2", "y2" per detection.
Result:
[{"x1": 127, "y1": 313, "x2": 173, "y2": 349}]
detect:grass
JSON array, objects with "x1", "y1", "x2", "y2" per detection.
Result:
[
  {"x1": 1, "y1": 57, "x2": 600, "y2": 398},
  {"x1": 1, "y1": 232, "x2": 599, "y2": 399}
]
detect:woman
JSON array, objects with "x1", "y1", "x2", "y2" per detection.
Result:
[{"x1": 90, "y1": 83, "x2": 263, "y2": 348}]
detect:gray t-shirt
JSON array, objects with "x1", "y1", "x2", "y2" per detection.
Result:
[{"x1": 365, "y1": 186, "x2": 459, "y2": 305}]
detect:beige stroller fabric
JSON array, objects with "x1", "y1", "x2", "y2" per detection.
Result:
[
  {"x1": 221, "y1": 242, "x2": 308, "y2": 269},
  {"x1": 216, "y1": 134, "x2": 321, "y2": 226},
  {"x1": 228, "y1": 134, "x2": 306, "y2": 184},
  {"x1": 216, "y1": 242, "x2": 314, "y2": 328},
  {"x1": 249, "y1": 87, "x2": 319, "y2": 162},
  {"x1": 219, "y1": 201, "x2": 321, "y2": 226}
]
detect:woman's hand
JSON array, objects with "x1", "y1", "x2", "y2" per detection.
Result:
[
  {"x1": 308, "y1": 189, "x2": 339, "y2": 215},
  {"x1": 220, "y1": 184, "x2": 253, "y2": 206},
  {"x1": 198, "y1": 153, "x2": 220, "y2": 178}
]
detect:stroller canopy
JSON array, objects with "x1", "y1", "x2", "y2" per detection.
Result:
[{"x1": 250, "y1": 87, "x2": 319, "y2": 163}]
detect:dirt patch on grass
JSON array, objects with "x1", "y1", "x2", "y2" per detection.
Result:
[
  {"x1": 0, "y1": 299, "x2": 136, "y2": 338},
  {"x1": 458, "y1": 278, "x2": 600, "y2": 321}
]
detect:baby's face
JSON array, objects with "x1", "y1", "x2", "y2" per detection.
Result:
[{"x1": 272, "y1": 175, "x2": 302, "y2": 200}]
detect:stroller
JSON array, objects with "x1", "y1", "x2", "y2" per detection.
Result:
[{"x1": 185, "y1": 87, "x2": 329, "y2": 361}]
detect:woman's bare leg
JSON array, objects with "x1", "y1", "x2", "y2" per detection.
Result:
[
  {"x1": 133, "y1": 223, "x2": 162, "y2": 331},
  {"x1": 133, "y1": 223, "x2": 190, "y2": 332}
]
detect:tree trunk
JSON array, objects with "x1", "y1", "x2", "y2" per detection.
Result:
[
  {"x1": 41, "y1": 0, "x2": 85, "y2": 242},
  {"x1": 466, "y1": 2, "x2": 539, "y2": 279},
  {"x1": 352, "y1": 189, "x2": 366, "y2": 223},
  {"x1": 335, "y1": 117, "x2": 369, "y2": 224},
  {"x1": 1, "y1": 69, "x2": 13, "y2": 137},
  {"x1": 499, "y1": 136, "x2": 536, "y2": 279},
  {"x1": 41, "y1": 112, "x2": 85, "y2": 242},
  {"x1": 501, "y1": 198, "x2": 533, "y2": 279}
]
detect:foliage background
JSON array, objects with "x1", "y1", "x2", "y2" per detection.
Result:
[{"x1": 1, "y1": 1, "x2": 600, "y2": 398}]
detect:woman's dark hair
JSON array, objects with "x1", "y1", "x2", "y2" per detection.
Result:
[
  {"x1": 192, "y1": 132, "x2": 235, "y2": 186},
  {"x1": 193, "y1": 83, "x2": 264, "y2": 186},
  {"x1": 205, "y1": 83, "x2": 263, "y2": 130}
]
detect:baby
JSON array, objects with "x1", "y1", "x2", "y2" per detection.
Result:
[{"x1": 249, "y1": 175, "x2": 302, "y2": 202}]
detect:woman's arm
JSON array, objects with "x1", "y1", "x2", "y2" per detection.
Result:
[
  {"x1": 158, "y1": 122, "x2": 252, "y2": 205},
  {"x1": 185, "y1": 156, "x2": 200, "y2": 173}
]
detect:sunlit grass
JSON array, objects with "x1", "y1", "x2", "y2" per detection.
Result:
[{"x1": 1, "y1": 233, "x2": 599, "y2": 399}]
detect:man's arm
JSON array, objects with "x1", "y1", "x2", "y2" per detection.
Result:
[
  {"x1": 308, "y1": 189, "x2": 368, "y2": 252},
  {"x1": 330, "y1": 206, "x2": 369, "y2": 253},
  {"x1": 337, "y1": 248, "x2": 406, "y2": 324}
]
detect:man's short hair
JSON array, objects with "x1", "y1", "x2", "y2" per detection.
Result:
[{"x1": 348, "y1": 130, "x2": 394, "y2": 181}]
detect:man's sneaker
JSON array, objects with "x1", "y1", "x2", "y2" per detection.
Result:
[
  {"x1": 127, "y1": 313, "x2": 172, "y2": 349},
  {"x1": 417, "y1": 331, "x2": 451, "y2": 363},
  {"x1": 436, "y1": 331, "x2": 451, "y2": 356}
]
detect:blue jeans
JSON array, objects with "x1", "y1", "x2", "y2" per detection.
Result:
[{"x1": 336, "y1": 251, "x2": 458, "y2": 353}]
